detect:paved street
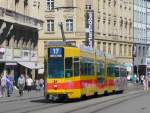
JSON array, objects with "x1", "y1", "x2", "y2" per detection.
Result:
[{"x1": 0, "y1": 82, "x2": 146, "y2": 113}]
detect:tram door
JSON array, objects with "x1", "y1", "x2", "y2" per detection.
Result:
[{"x1": 96, "y1": 61, "x2": 105, "y2": 93}]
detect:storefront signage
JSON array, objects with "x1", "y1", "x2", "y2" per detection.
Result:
[
  {"x1": 22, "y1": 49, "x2": 30, "y2": 61},
  {"x1": 85, "y1": 10, "x2": 94, "y2": 48},
  {"x1": 5, "y1": 48, "x2": 13, "y2": 61},
  {"x1": 13, "y1": 49, "x2": 21, "y2": 58},
  {"x1": 31, "y1": 51, "x2": 37, "y2": 61}
]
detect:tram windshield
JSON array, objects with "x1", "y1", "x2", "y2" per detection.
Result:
[{"x1": 48, "y1": 58, "x2": 64, "y2": 78}]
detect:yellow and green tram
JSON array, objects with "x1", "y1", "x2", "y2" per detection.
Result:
[{"x1": 44, "y1": 42, "x2": 127, "y2": 101}]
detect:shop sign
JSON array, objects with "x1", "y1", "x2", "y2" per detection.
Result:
[
  {"x1": 13, "y1": 49, "x2": 21, "y2": 58},
  {"x1": 85, "y1": 10, "x2": 94, "y2": 48},
  {"x1": 31, "y1": 51, "x2": 37, "y2": 61},
  {"x1": 5, "y1": 48, "x2": 13, "y2": 61},
  {"x1": 22, "y1": 49, "x2": 30, "y2": 61}
]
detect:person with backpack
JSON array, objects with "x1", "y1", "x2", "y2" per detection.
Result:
[{"x1": 17, "y1": 74, "x2": 25, "y2": 96}]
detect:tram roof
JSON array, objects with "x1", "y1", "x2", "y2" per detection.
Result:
[
  {"x1": 44, "y1": 41, "x2": 76, "y2": 47},
  {"x1": 80, "y1": 45, "x2": 95, "y2": 54}
]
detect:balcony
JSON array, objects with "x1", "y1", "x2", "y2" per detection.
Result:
[{"x1": 0, "y1": 7, "x2": 43, "y2": 30}]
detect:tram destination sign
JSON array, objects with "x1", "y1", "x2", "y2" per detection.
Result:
[{"x1": 49, "y1": 48, "x2": 63, "y2": 58}]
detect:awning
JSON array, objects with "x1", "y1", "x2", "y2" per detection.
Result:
[{"x1": 18, "y1": 62, "x2": 44, "y2": 69}]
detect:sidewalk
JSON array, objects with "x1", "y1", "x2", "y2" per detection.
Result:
[
  {"x1": 0, "y1": 89, "x2": 44, "y2": 103},
  {"x1": 126, "y1": 81, "x2": 144, "y2": 92}
]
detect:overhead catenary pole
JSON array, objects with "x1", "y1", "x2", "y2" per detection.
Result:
[{"x1": 146, "y1": 0, "x2": 148, "y2": 76}]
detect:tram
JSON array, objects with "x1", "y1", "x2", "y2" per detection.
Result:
[{"x1": 44, "y1": 42, "x2": 127, "y2": 101}]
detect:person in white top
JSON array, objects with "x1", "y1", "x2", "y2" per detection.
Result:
[
  {"x1": 26, "y1": 76, "x2": 33, "y2": 92},
  {"x1": 18, "y1": 74, "x2": 25, "y2": 96}
]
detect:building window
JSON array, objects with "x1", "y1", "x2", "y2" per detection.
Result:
[
  {"x1": 103, "y1": 42, "x2": 106, "y2": 53},
  {"x1": 98, "y1": 19, "x2": 100, "y2": 29},
  {"x1": 108, "y1": 43, "x2": 111, "y2": 54},
  {"x1": 124, "y1": 45, "x2": 127, "y2": 56},
  {"x1": 47, "y1": 0, "x2": 54, "y2": 10},
  {"x1": 129, "y1": 45, "x2": 132, "y2": 56},
  {"x1": 120, "y1": 44, "x2": 122, "y2": 56},
  {"x1": 47, "y1": 20, "x2": 54, "y2": 32},
  {"x1": 114, "y1": 0, "x2": 116, "y2": 7},
  {"x1": 113, "y1": 43, "x2": 116, "y2": 55},
  {"x1": 143, "y1": 47, "x2": 145, "y2": 57},
  {"x1": 66, "y1": 19, "x2": 73, "y2": 32}
]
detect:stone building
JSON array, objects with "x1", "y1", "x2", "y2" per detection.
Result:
[
  {"x1": 133, "y1": 0, "x2": 150, "y2": 76},
  {"x1": 0, "y1": 0, "x2": 43, "y2": 82},
  {"x1": 39, "y1": 0, "x2": 133, "y2": 73}
]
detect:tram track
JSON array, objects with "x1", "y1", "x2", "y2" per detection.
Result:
[
  {"x1": 0, "y1": 98, "x2": 64, "y2": 113},
  {"x1": 0, "y1": 90, "x2": 146, "y2": 113},
  {"x1": 64, "y1": 90, "x2": 146, "y2": 113}
]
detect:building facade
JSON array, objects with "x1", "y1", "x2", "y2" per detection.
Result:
[
  {"x1": 133, "y1": 0, "x2": 150, "y2": 76},
  {"x1": 0, "y1": 0, "x2": 43, "y2": 82},
  {"x1": 39, "y1": 0, "x2": 133, "y2": 73}
]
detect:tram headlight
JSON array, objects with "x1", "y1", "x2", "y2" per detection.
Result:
[{"x1": 54, "y1": 84, "x2": 58, "y2": 88}]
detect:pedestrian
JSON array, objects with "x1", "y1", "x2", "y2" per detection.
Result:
[
  {"x1": 0, "y1": 74, "x2": 2, "y2": 97},
  {"x1": 6, "y1": 74, "x2": 13, "y2": 97},
  {"x1": 39, "y1": 78, "x2": 44, "y2": 92},
  {"x1": 140, "y1": 75, "x2": 144, "y2": 85},
  {"x1": 17, "y1": 74, "x2": 25, "y2": 96},
  {"x1": 35, "y1": 79, "x2": 40, "y2": 91},
  {"x1": 26, "y1": 76, "x2": 33, "y2": 92},
  {"x1": 0, "y1": 72, "x2": 6, "y2": 97},
  {"x1": 144, "y1": 75, "x2": 149, "y2": 91}
]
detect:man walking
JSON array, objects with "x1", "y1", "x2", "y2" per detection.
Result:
[{"x1": 18, "y1": 74, "x2": 25, "y2": 96}]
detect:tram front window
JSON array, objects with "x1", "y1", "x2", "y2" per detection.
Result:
[{"x1": 48, "y1": 58, "x2": 64, "y2": 78}]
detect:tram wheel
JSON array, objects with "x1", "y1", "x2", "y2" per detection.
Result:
[
  {"x1": 45, "y1": 94, "x2": 49, "y2": 100},
  {"x1": 80, "y1": 95, "x2": 87, "y2": 100},
  {"x1": 94, "y1": 92, "x2": 98, "y2": 98},
  {"x1": 104, "y1": 91, "x2": 109, "y2": 96}
]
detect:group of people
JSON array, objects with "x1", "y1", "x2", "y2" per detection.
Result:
[
  {"x1": 0, "y1": 71, "x2": 13, "y2": 97},
  {"x1": 17, "y1": 74, "x2": 34, "y2": 96},
  {"x1": 131, "y1": 73, "x2": 150, "y2": 91},
  {"x1": 0, "y1": 71, "x2": 44, "y2": 97}
]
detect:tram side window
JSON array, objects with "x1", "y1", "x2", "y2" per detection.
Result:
[
  {"x1": 107, "y1": 64, "x2": 115, "y2": 76},
  {"x1": 74, "y1": 58, "x2": 79, "y2": 76},
  {"x1": 120, "y1": 69, "x2": 127, "y2": 77},
  {"x1": 87, "y1": 63, "x2": 94, "y2": 75},
  {"x1": 65, "y1": 58, "x2": 73, "y2": 78},
  {"x1": 80, "y1": 62, "x2": 85, "y2": 75},
  {"x1": 80, "y1": 59, "x2": 94, "y2": 76},
  {"x1": 97, "y1": 62, "x2": 104, "y2": 77},
  {"x1": 114, "y1": 68, "x2": 119, "y2": 77},
  {"x1": 97, "y1": 62, "x2": 105, "y2": 83}
]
